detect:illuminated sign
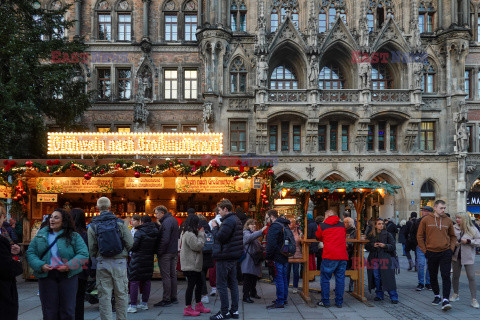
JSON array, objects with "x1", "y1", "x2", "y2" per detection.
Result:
[
  {"x1": 47, "y1": 132, "x2": 223, "y2": 155},
  {"x1": 274, "y1": 198, "x2": 297, "y2": 205},
  {"x1": 37, "y1": 194, "x2": 58, "y2": 202},
  {"x1": 37, "y1": 177, "x2": 113, "y2": 193},
  {"x1": 124, "y1": 177, "x2": 165, "y2": 189},
  {"x1": 175, "y1": 177, "x2": 252, "y2": 193}
]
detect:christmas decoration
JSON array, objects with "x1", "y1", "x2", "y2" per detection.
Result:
[{"x1": 134, "y1": 171, "x2": 141, "y2": 178}]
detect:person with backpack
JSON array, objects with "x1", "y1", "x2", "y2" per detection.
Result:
[
  {"x1": 209, "y1": 199, "x2": 243, "y2": 320},
  {"x1": 26, "y1": 208, "x2": 89, "y2": 320},
  {"x1": 404, "y1": 212, "x2": 418, "y2": 271},
  {"x1": 241, "y1": 219, "x2": 267, "y2": 303},
  {"x1": 265, "y1": 210, "x2": 295, "y2": 309},
  {"x1": 127, "y1": 215, "x2": 160, "y2": 313},
  {"x1": 315, "y1": 209, "x2": 348, "y2": 308},
  {"x1": 153, "y1": 205, "x2": 180, "y2": 307},
  {"x1": 87, "y1": 197, "x2": 133, "y2": 320},
  {"x1": 411, "y1": 207, "x2": 432, "y2": 291}
]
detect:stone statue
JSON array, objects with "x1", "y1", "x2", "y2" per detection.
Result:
[
  {"x1": 203, "y1": 102, "x2": 214, "y2": 132},
  {"x1": 257, "y1": 55, "x2": 268, "y2": 88},
  {"x1": 359, "y1": 63, "x2": 371, "y2": 89},
  {"x1": 358, "y1": 4, "x2": 369, "y2": 48},
  {"x1": 457, "y1": 122, "x2": 468, "y2": 153},
  {"x1": 133, "y1": 103, "x2": 149, "y2": 132},
  {"x1": 139, "y1": 68, "x2": 153, "y2": 99},
  {"x1": 308, "y1": 55, "x2": 319, "y2": 87},
  {"x1": 413, "y1": 63, "x2": 423, "y2": 89}
]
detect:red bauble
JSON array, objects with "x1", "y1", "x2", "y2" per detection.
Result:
[
  {"x1": 70, "y1": 164, "x2": 76, "y2": 170},
  {"x1": 25, "y1": 161, "x2": 33, "y2": 167},
  {"x1": 12, "y1": 196, "x2": 18, "y2": 201},
  {"x1": 2, "y1": 160, "x2": 8, "y2": 165},
  {"x1": 46, "y1": 160, "x2": 53, "y2": 166},
  {"x1": 233, "y1": 176, "x2": 239, "y2": 181},
  {"x1": 100, "y1": 169, "x2": 105, "y2": 174},
  {"x1": 211, "y1": 159, "x2": 218, "y2": 166},
  {"x1": 134, "y1": 171, "x2": 141, "y2": 178},
  {"x1": 236, "y1": 160, "x2": 242, "y2": 166},
  {"x1": 146, "y1": 168, "x2": 150, "y2": 173},
  {"x1": 9, "y1": 160, "x2": 16, "y2": 166},
  {"x1": 169, "y1": 162, "x2": 173, "y2": 166},
  {"x1": 264, "y1": 200, "x2": 269, "y2": 204},
  {"x1": 22, "y1": 191, "x2": 27, "y2": 196},
  {"x1": 189, "y1": 161, "x2": 196, "y2": 166},
  {"x1": 267, "y1": 169, "x2": 274, "y2": 175},
  {"x1": 88, "y1": 171, "x2": 93, "y2": 175},
  {"x1": 46, "y1": 168, "x2": 51, "y2": 173},
  {"x1": 84, "y1": 174, "x2": 91, "y2": 180},
  {"x1": 53, "y1": 160, "x2": 60, "y2": 165}
]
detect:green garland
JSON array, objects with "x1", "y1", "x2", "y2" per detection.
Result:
[{"x1": 274, "y1": 180, "x2": 401, "y2": 195}]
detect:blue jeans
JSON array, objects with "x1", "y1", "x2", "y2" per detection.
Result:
[
  {"x1": 402, "y1": 244, "x2": 406, "y2": 256},
  {"x1": 320, "y1": 259, "x2": 347, "y2": 306},
  {"x1": 274, "y1": 262, "x2": 288, "y2": 305},
  {"x1": 416, "y1": 247, "x2": 430, "y2": 285},
  {"x1": 372, "y1": 267, "x2": 398, "y2": 301},
  {"x1": 287, "y1": 263, "x2": 300, "y2": 288}
]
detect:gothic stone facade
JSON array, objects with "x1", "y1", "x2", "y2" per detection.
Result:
[{"x1": 42, "y1": 0, "x2": 480, "y2": 220}]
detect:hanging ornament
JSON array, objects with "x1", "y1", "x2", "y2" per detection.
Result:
[
  {"x1": 233, "y1": 176, "x2": 239, "y2": 181},
  {"x1": 134, "y1": 171, "x2": 141, "y2": 178},
  {"x1": 25, "y1": 161, "x2": 33, "y2": 167},
  {"x1": 70, "y1": 164, "x2": 76, "y2": 171},
  {"x1": 84, "y1": 174, "x2": 91, "y2": 180},
  {"x1": 100, "y1": 169, "x2": 105, "y2": 174}
]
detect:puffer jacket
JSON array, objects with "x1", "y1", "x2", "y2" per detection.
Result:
[
  {"x1": 26, "y1": 227, "x2": 89, "y2": 279},
  {"x1": 180, "y1": 230, "x2": 205, "y2": 272},
  {"x1": 266, "y1": 217, "x2": 291, "y2": 264},
  {"x1": 157, "y1": 212, "x2": 180, "y2": 256},
  {"x1": 315, "y1": 215, "x2": 348, "y2": 261},
  {"x1": 128, "y1": 222, "x2": 160, "y2": 281},
  {"x1": 212, "y1": 213, "x2": 243, "y2": 261}
]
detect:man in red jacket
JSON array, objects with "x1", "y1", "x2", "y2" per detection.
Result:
[{"x1": 315, "y1": 209, "x2": 348, "y2": 308}]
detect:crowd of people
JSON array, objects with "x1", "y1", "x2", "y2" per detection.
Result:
[{"x1": 1, "y1": 197, "x2": 480, "y2": 320}]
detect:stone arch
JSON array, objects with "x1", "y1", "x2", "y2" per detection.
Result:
[
  {"x1": 162, "y1": 0, "x2": 179, "y2": 11},
  {"x1": 267, "y1": 110, "x2": 309, "y2": 122},
  {"x1": 320, "y1": 170, "x2": 352, "y2": 181},
  {"x1": 95, "y1": 0, "x2": 112, "y2": 11},
  {"x1": 276, "y1": 170, "x2": 301, "y2": 182},
  {"x1": 368, "y1": 169, "x2": 405, "y2": 220},
  {"x1": 371, "y1": 41, "x2": 409, "y2": 89},
  {"x1": 318, "y1": 42, "x2": 356, "y2": 89},
  {"x1": 319, "y1": 110, "x2": 359, "y2": 122},
  {"x1": 114, "y1": 0, "x2": 132, "y2": 11},
  {"x1": 268, "y1": 41, "x2": 308, "y2": 89},
  {"x1": 182, "y1": 0, "x2": 197, "y2": 11}
]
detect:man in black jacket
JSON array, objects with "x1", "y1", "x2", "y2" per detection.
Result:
[
  {"x1": 265, "y1": 210, "x2": 291, "y2": 309},
  {"x1": 210, "y1": 199, "x2": 243, "y2": 320},
  {"x1": 154, "y1": 206, "x2": 180, "y2": 307}
]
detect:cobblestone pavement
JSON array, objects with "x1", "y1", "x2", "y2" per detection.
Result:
[{"x1": 17, "y1": 244, "x2": 480, "y2": 319}]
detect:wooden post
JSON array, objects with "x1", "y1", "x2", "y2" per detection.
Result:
[{"x1": 300, "y1": 192, "x2": 311, "y2": 302}]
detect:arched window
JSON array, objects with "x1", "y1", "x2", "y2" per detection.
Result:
[
  {"x1": 366, "y1": 0, "x2": 394, "y2": 31},
  {"x1": 371, "y1": 64, "x2": 392, "y2": 89},
  {"x1": 270, "y1": 65, "x2": 298, "y2": 89},
  {"x1": 422, "y1": 59, "x2": 436, "y2": 93},
  {"x1": 183, "y1": 0, "x2": 197, "y2": 41},
  {"x1": 271, "y1": 0, "x2": 299, "y2": 32},
  {"x1": 420, "y1": 180, "x2": 436, "y2": 206},
  {"x1": 230, "y1": 57, "x2": 247, "y2": 93},
  {"x1": 116, "y1": 0, "x2": 132, "y2": 42},
  {"x1": 231, "y1": 0, "x2": 247, "y2": 32},
  {"x1": 419, "y1": 1, "x2": 435, "y2": 33},
  {"x1": 163, "y1": 0, "x2": 178, "y2": 41},
  {"x1": 319, "y1": 0, "x2": 347, "y2": 33},
  {"x1": 96, "y1": 0, "x2": 112, "y2": 41},
  {"x1": 318, "y1": 64, "x2": 345, "y2": 89}
]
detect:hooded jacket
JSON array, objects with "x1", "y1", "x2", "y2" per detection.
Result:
[
  {"x1": 212, "y1": 212, "x2": 243, "y2": 261},
  {"x1": 128, "y1": 222, "x2": 160, "y2": 281},
  {"x1": 87, "y1": 211, "x2": 133, "y2": 259},
  {"x1": 157, "y1": 212, "x2": 180, "y2": 256},
  {"x1": 315, "y1": 215, "x2": 348, "y2": 261},
  {"x1": 417, "y1": 212, "x2": 456, "y2": 253},
  {"x1": 452, "y1": 224, "x2": 480, "y2": 265},
  {"x1": 265, "y1": 217, "x2": 291, "y2": 264}
]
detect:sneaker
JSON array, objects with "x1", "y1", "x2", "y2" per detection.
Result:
[
  {"x1": 471, "y1": 299, "x2": 479, "y2": 308},
  {"x1": 442, "y1": 300, "x2": 452, "y2": 311},
  {"x1": 317, "y1": 301, "x2": 330, "y2": 308},
  {"x1": 266, "y1": 303, "x2": 284, "y2": 309},
  {"x1": 184, "y1": 306, "x2": 201, "y2": 316},
  {"x1": 171, "y1": 298, "x2": 179, "y2": 304},
  {"x1": 229, "y1": 310, "x2": 239, "y2": 319},
  {"x1": 210, "y1": 311, "x2": 231, "y2": 320},
  {"x1": 425, "y1": 284, "x2": 432, "y2": 290},
  {"x1": 416, "y1": 284, "x2": 424, "y2": 291},
  {"x1": 195, "y1": 302, "x2": 211, "y2": 314},
  {"x1": 450, "y1": 293, "x2": 459, "y2": 301},
  {"x1": 292, "y1": 288, "x2": 298, "y2": 294},
  {"x1": 374, "y1": 297, "x2": 383, "y2": 301},
  {"x1": 432, "y1": 297, "x2": 442, "y2": 305},
  {"x1": 202, "y1": 295, "x2": 210, "y2": 304},
  {"x1": 252, "y1": 294, "x2": 261, "y2": 299},
  {"x1": 271, "y1": 300, "x2": 288, "y2": 305},
  {"x1": 154, "y1": 300, "x2": 172, "y2": 307},
  {"x1": 210, "y1": 287, "x2": 217, "y2": 296},
  {"x1": 335, "y1": 304, "x2": 343, "y2": 308},
  {"x1": 391, "y1": 300, "x2": 399, "y2": 304},
  {"x1": 127, "y1": 305, "x2": 137, "y2": 313},
  {"x1": 138, "y1": 302, "x2": 149, "y2": 310}
]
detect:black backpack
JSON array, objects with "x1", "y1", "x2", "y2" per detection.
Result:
[
  {"x1": 91, "y1": 218, "x2": 124, "y2": 257},
  {"x1": 203, "y1": 230, "x2": 214, "y2": 253},
  {"x1": 274, "y1": 222, "x2": 296, "y2": 257}
]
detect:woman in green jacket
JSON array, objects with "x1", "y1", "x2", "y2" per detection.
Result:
[{"x1": 26, "y1": 209, "x2": 89, "y2": 320}]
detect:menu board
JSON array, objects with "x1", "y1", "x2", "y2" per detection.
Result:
[
  {"x1": 175, "y1": 177, "x2": 252, "y2": 193},
  {"x1": 124, "y1": 177, "x2": 165, "y2": 189},
  {"x1": 36, "y1": 177, "x2": 113, "y2": 193}
]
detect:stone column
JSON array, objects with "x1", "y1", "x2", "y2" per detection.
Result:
[
  {"x1": 457, "y1": 154, "x2": 467, "y2": 212},
  {"x1": 197, "y1": 0, "x2": 202, "y2": 27},
  {"x1": 74, "y1": 0, "x2": 81, "y2": 39},
  {"x1": 142, "y1": 0, "x2": 150, "y2": 39}
]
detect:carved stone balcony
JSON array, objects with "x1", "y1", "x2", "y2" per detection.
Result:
[
  {"x1": 371, "y1": 90, "x2": 410, "y2": 103},
  {"x1": 267, "y1": 90, "x2": 307, "y2": 102},
  {"x1": 319, "y1": 90, "x2": 359, "y2": 102}
]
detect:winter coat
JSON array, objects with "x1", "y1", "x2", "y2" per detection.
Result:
[
  {"x1": 0, "y1": 235, "x2": 22, "y2": 320},
  {"x1": 417, "y1": 213, "x2": 456, "y2": 253},
  {"x1": 77, "y1": 229, "x2": 89, "y2": 280},
  {"x1": 307, "y1": 219, "x2": 318, "y2": 254},
  {"x1": 128, "y1": 222, "x2": 160, "y2": 281},
  {"x1": 157, "y1": 212, "x2": 180, "y2": 256},
  {"x1": 452, "y1": 224, "x2": 480, "y2": 265},
  {"x1": 366, "y1": 230, "x2": 398, "y2": 293},
  {"x1": 26, "y1": 227, "x2": 89, "y2": 279},
  {"x1": 398, "y1": 225, "x2": 407, "y2": 244},
  {"x1": 199, "y1": 220, "x2": 214, "y2": 270},
  {"x1": 180, "y1": 230, "x2": 205, "y2": 272},
  {"x1": 241, "y1": 229, "x2": 264, "y2": 277},
  {"x1": 212, "y1": 213, "x2": 243, "y2": 261},
  {"x1": 2, "y1": 222, "x2": 17, "y2": 243},
  {"x1": 315, "y1": 216, "x2": 348, "y2": 261},
  {"x1": 87, "y1": 211, "x2": 133, "y2": 259},
  {"x1": 289, "y1": 227, "x2": 303, "y2": 260},
  {"x1": 266, "y1": 217, "x2": 291, "y2": 264},
  {"x1": 346, "y1": 227, "x2": 356, "y2": 269},
  {"x1": 405, "y1": 218, "x2": 420, "y2": 251}
]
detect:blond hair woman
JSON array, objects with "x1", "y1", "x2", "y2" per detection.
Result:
[{"x1": 450, "y1": 212, "x2": 480, "y2": 308}]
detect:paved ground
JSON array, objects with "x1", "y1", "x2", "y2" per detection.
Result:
[{"x1": 17, "y1": 244, "x2": 480, "y2": 319}]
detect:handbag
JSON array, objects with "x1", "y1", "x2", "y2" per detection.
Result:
[
  {"x1": 40, "y1": 234, "x2": 63, "y2": 260},
  {"x1": 249, "y1": 249, "x2": 264, "y2": 265}
]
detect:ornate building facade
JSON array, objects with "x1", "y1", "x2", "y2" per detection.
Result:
[{"x1": 40, "y1": 0, "x2": 480, "y2": 220}]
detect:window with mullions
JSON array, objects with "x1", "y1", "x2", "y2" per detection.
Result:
[
  {"x1": 271, "y1": 0, "x2": 298, "y2": 32},
  {"x1": 420, "y1": 121, "x2": 435, "y2": 151},
  {"x1": 118, "y1": 13, "x2": 132, "y2": 41},
  {"x1": 97, "y1": 68, "x2": 111, "y2": 99},
  {"x1": 164, "y1": 70, "x2": 178, "y2": 100},
  {"x1": 230, "y1": 57, "x2": 247, "y2": 93},
  {"x1": 418, "y1": 1, "x2": 435, "y2": 33},
  {"x1": 270, "y1": 65, "x2": 298, "y2": 89},
  {"x1": 319, "y1": 1, "x2": 346, "y2": 33},
  {"x1": 390, "y1": 125, "x2": 397, "y2": 151},
  {"x1": 422, "y1": 61, "x2": 436, "y2": 93},
  {"x1": 281, "y1": 122, "x2": 289, "y2": 151},
  {"x1": 366, "y1": 0, "x2": 394, "y2": 32},
  {"x1": 341, "y1": 125, "x2": 349, "y2": 151},
  {"x1": 184, "y1": 14, "x2": 197, "y2": 41},
  {"x1": 293, "y1": 125, "x2": 301, "y2": 151},
  {"x1": 269, "y1": 125, "x2": 278, "y2": 151},
  {"x1": 465, "y1": 70, "x2": 472, "y2": 99},
  {"x1": 184, "y1": 70, "x2": 198, "y2": 100},
  {"x1": 330, "y1": 122, "x2": 338, "y2": 151},
  {"x1": 318, "y1": 125, "x2": 326, "y2": 151},
  {"x1": 230, "y1": 121, "x2": 247, "y2": 152},
  {"x1": 231, "y1": 0, "x2": 247, "y2": 31},
  {"x1": 367, "y1": 125, "x2": 375, "y2": 151},
  {"x1": 98, "y1": 13, "x2": 112, "y2": 40},
  {"x1": 318, "y1": 64, "x2": 345, "y2": 89},
  {"x1": 371, "y1": 64, "x2": 393, "y2": 89},
  {"x1": 165, "y1": 14, "x2": 178, "y2": 41},
  {"x1": 378, "y1": 122, "x2": 386, "y2": 151},
  {"x1": 117, "y1": 69, "x2": 132, "y2": 100}
]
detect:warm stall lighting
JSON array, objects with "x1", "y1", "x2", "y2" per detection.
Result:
[
  {"x1": 337, "y1": 189, "x2": 345, "y2": 193},
  {"x1": 281, "y1": 188, "x2": 288, "y2": 198}
]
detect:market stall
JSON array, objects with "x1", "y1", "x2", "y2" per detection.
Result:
[{"x1": 275, "y1": 180, "x2": 401, "y2": 303}]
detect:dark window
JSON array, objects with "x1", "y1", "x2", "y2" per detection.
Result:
[
  {"x1": 468, "y1": 126, "x2": 472, "y2": 152},
  {"x1": 378, "y1": 122, "x2": 386, "y2": 151},
  {"x1": 270, "y1": 65, "x2": 298, "y2": 89},
  {"x1": 367, "y1": 124, "x2": 375, "y2": 151},
  {"x1": 293, "y1": 125, "x2": 301, "y2": 151},
  {"x1": 184, "y1": 14, "x2": 197, "y2": 41},
  {"x1": 319, "y1": 64, "x2": 345, "y2": 89},
  {"x1": 165, "y1": 14, "x2": 178, "y2": 41},
  {"x1": 419, "y1": 3, "x2": 435, "y2": 33},
  {"x1": 420, "y1": 121, "x2": 435, "y2": 150},
  {"x1": 117, "y1": 69, "x2": 131, "y2": 100},
  {"x1": 118, "y1": 13, "x2": 132, "y2": 41},
  {"x1": 390, "y1": 125, "x2": 397, "y2": 151},
  {"x1": 269, "y1": 125, "x2": 278, "y2": 151},
  {"x1": 230, "y1": 121, "x2": 247, "y2": 152},
  {"x1": 341, "y1": 125, "x2": 349, "y2": 151},
  {"x1": 183, "y1": 125, "x2": 197, "y2": 132},
  {"x1": 421, "y1": 180, "x2": 435, "y2": 193},
  {"x1": 318, "y1": 125, "x2": 326, "y2": 151},
  {"x1": 465, "y1": 70, "x2": 472, "y2": 99},
  {"x1": 98, "y1": 13, "x2": 112, "y2": 40},
  {"x1": 230, "y1": 57, "x2": 247, "y2": 93},
  {"x1": 330, "y1": 122, "x2": 338, "y2": 151},
  {"x1": 231, "y1": 0, "x2": 247, "y2": 31},
  {"x1": 281, "y1": 122, "x2": 289, "y2": 151},
  {"x1": 376, "y1": 7, "x2": 384, "y2": 28},
  {"x1": 97, "y1": 68, "x2": 111, "y2": 99},
  {"x1": 372, "y1": 64, "x2": 393, "y2": 89}
]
